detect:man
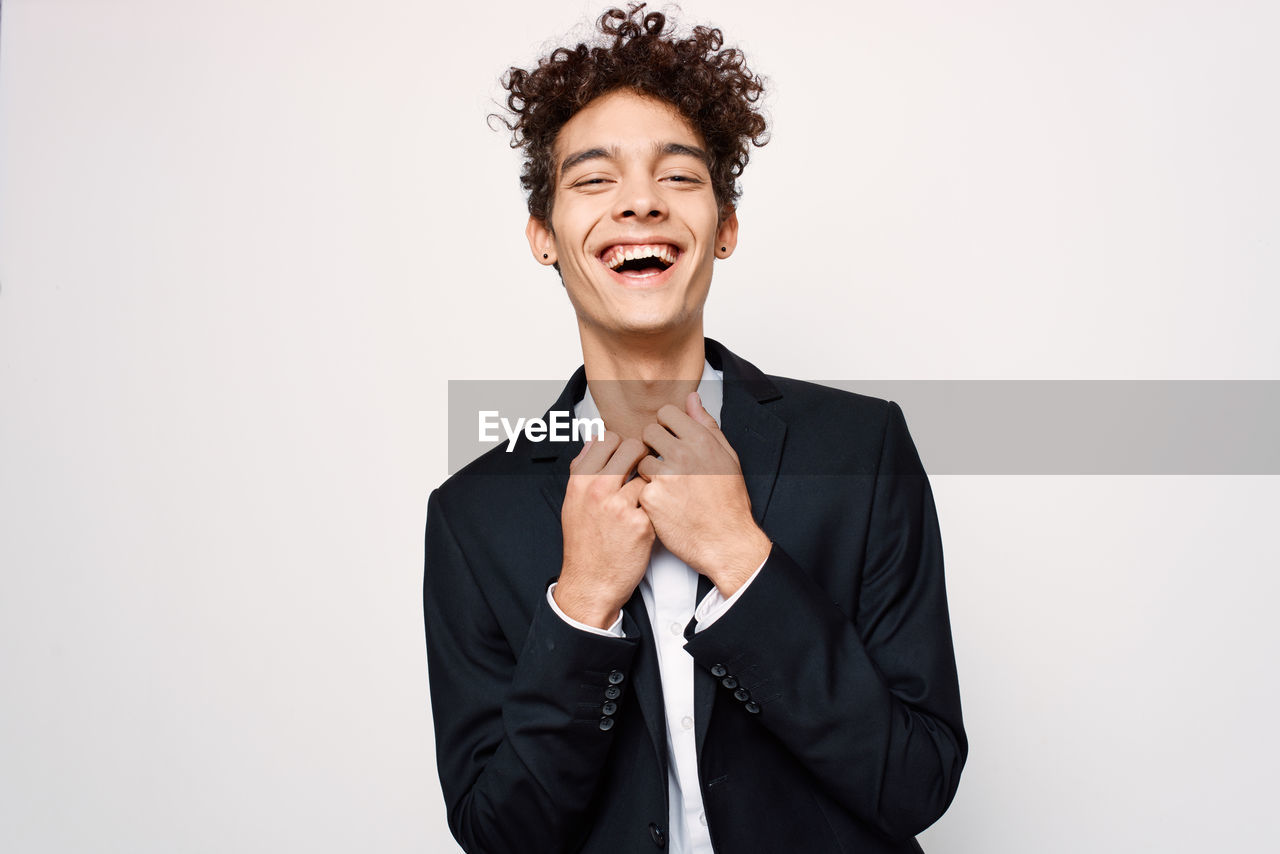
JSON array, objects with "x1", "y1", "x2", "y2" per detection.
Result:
[{"x1": 423, "y1": 6, "x2": 965, "y2": 853}]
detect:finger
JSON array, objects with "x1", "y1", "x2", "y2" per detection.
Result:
[
  {"x1": 685, "y1": 391, "x2": 720, "y2": 432},
  {"x1": 654, "y1": 402, "x2": 703, "y2": 440},
  {"x1": 686, "y1": 392, "x2": 737, "y2": 457},
  {"x1": 572, "y1": 431, "x2": 621, "y2": 474},
  {"x1": 619, "y1": 475, "x2": 647, "y2": 506},
  {"x1": 600, "y1": 436, "x2": 649, "y2": 482},
  {"x1": 685, "y1": 393, "x2": 738, "y2": 456},
  {"x1": 636, "y1": 453, "x2": 665, "y2": 481},
  {"x1": 641, "y1": 421, "x2": 679, "y2": 459}
]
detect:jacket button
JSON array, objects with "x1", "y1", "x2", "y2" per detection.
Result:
[
  {"x1": 734, "y1": 687, "x2": 750, "y2": 702},
  {"x1": 710, "y1": 664, "x2": 727, "y2": 677},
  {"x1": 608, "y1": 670, "x2": 626, "y2": 685},
  {"x1": 720, "y1": 676, "x2": 738, "y2": 690},
  {"x1": 602, "y1": 700, "x2": 618, "y2": 716},
  {"x1": 599, "y1": 716, "x2": 615, "y2": 731},
  {"x1": 648, "y1": 822, "x2": 666, "y2": 848},
  {"x1": 605, "y1": 685, "x2": 621, "y2": 700},
  {"x1": 745, "y1": 701, "x2": 761, "y2": 714}
]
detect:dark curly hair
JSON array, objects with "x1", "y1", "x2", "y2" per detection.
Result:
[{"x1": 493, "y1": 3, "x2": 769, "y2": 224}]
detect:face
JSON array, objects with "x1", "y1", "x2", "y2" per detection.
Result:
[{"x1": 526, "y1": 88, "x2": 738, "y2": 341}]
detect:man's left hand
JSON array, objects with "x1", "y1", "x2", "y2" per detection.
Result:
[{"x1": 637, "y1": 393, "x2": 772, "y2": 596}]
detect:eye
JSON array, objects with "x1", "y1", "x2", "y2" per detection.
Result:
[{"x1": 571, "y1": 176, "x2": 612, "y2": 188}]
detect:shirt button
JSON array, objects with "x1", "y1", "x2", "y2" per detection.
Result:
[
  {"x1": 669, "y1": 621, "x2": 682, "y2": 636},
  {"x1": 681, "y1": 715, "x2": 694, "y2": 730},
  {"x1": 698, "y1": 811, "x2": 708, "y2": 827}
]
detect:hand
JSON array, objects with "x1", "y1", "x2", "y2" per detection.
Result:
[
  {"x1": 556, "y1": 431, "x2": 655, "y2": 629},
  {"x1": 637, "y1": 393, "x2": 772, "y2": 595}
]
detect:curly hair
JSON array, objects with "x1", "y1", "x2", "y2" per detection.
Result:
[{"x1": 494, "y1": 3, "x2": 769, "y2": 224}]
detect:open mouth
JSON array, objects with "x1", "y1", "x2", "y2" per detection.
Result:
[{"x1": 599, "y1": 243, "x2": 680, "y2": 280}]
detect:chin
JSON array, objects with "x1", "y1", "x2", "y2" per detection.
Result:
[{"x1": 611, "y1": 310, "x2": 698, "y2": 337}]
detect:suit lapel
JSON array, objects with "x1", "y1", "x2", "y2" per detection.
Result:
[
  {"x1": 709, "y1": 338, "x2": 787, "y2": 528},
  {"x1": 622, "y1": 590, "x2": 670, "y2": 782},
  {"x1": 535, "y1": 365, "x2": 587, "y2": 519},
  {"x1": 695, "y1": 339, "x2": 787, "y2": 761}
]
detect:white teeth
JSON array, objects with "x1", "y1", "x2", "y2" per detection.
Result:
[{"x1": 603, "y1": 243, "x2": 679, "y2": 270}]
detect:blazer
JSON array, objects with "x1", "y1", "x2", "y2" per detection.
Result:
[{"x1": 423, "y1": 338, "x2": 966, "y2": 854}]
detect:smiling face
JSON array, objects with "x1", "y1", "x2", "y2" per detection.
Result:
[{"x1": 526, "y1": 88, "x2": 738, "y2": 345}]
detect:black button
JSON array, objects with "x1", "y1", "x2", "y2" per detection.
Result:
[
  {"x1": 608, "y1": 670, "x2": 625, "y2": 685},
  {"x1": 710, "y1": 664, "x2": 727, "y2": 677},
  {"x1": 734, "y1": 687, "x2": 750, "y2": 702},
  {"x1": 648, "y1": 822, "x2": 666, "y2": 848},
  {"x1": 721, "y1": 676, "x2": 738, "y2": 690},
  {"x1": 599, "y1": 716, "x2": 615, "y2": 731},
  {"x1": 605, "y1": 685, "x2": 621, "y2": 700},
  {"x1": 745, "y1": 702, "x2": 760, "y2": 714},
  {"x1": 602, "y1": 700, "x2": 618, "y2": 716}
]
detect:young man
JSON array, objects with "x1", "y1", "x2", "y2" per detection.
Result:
[{"x1": 423, "y1": 7, "x2": 965, "y2": 853}]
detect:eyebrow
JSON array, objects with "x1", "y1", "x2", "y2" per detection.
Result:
[{"x1": 559, "y1": 142, "x2": 711, "y2": 177}]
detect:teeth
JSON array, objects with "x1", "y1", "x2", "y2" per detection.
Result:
[{"x1": 603, "y1": 244, "x2": 679, "y2": 270}]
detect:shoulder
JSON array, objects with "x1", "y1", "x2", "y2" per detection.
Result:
[
  {"x1": 429, "y1": 440, "x2": 549, "y2": 529},
  {"x1": 759, "y1": 373, "x2": 911, "y2": 477},
  {"x1": 769, "y1": 374, "x2": 894, "y2": 426}
]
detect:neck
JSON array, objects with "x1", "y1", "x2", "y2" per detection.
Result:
[{"x1": 579, "y1": 323, "x2": 707, "y2": 441}]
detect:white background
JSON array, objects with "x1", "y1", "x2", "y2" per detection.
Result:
[{"x1": 2, "y1": 1, "x2": 1278, "y2": 851}]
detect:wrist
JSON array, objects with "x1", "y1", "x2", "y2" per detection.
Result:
[
  {"x1": 552, "y1": 577, "x2": 623, "y2": 630},
  {"x1": 704, "y1": 526, "x2": 771, "y2": 596}
]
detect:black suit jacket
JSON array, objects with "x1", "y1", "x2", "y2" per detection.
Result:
[{"x1": 423, "y1": 339, "x2": 966, "y2": 854}]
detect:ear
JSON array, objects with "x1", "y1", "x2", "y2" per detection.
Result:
[
  {"x1": 526, "y1": 216, "x2": 557, "y2": 266},
  {"x1": 715, "y1": 206, "x2": 739, "y2": 259}
]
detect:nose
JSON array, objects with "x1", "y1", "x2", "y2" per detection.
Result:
[{"x1": 612, "y1": 174, "x2": 667, "y2": 222}]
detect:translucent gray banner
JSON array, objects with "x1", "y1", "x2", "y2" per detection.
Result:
[{"x1": 447, "y1": 380, "x2": 1280, "y2": 475}]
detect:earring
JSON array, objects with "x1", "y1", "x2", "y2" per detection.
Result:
[
  {"x1": 720, "y1": 246, "x2": 727, "y2": 252},
  {"x1": 543, "y1": 253, "x2": 548, "y2": 259}
]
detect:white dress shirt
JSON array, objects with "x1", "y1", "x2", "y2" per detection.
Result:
[{"x1": 547, "y1": 360, "x2": 765, "y2": 854}]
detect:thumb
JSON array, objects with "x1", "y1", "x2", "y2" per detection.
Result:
[{"x1": 686, "y1": 391, "x2": 719, "y2": 431}]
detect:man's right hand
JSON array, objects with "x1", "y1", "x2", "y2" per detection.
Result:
[{"x1": 555, "y1": 431, "x2": 654, "y2": 630}]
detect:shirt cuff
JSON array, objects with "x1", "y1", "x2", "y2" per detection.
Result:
[
  {"x1": 693, "y1": 555, "x2": 769, "y2": 632},
  {"x1": 546, "y1": 582, "x2": 625, "y2": 638}
]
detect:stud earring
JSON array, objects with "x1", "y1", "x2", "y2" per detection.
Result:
[
  {"x1": 543, "y1": 253, "x2": 548, "y2": 259},
  {"x1": 720, "y1": 246, "x2": 727, "y2": 252}
]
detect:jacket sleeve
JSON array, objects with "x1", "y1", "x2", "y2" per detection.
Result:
[
  {"x1": 423, "y1": 489, "x2": 639, "y2": 854},
  {"x1": 682, "y1": 400, "x2": 967, "y2": 841}
]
